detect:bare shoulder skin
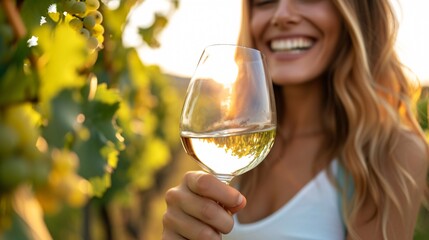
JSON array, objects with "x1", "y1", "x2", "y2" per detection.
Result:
[{"x1": 348, "y1": 130, "x2": 428, "y2": 240}]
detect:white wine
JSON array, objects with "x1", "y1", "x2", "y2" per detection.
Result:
[{"x1": 180, "y1": 127, "x2": 276, "y2": 180}]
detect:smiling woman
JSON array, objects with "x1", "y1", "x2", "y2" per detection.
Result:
[
  {"x1": 128, "y1": 0, "x2": 429, "y2": 85},
  {"x1": 160, "y1": 0, "x2": 429, "y2": 239}
]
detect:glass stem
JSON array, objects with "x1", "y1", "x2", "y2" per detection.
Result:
[{"x1": 215, "y1": 174, "x2": 234, "y2": 185}]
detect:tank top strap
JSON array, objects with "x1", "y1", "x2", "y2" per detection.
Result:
[{"x1": 336, "y1": 161, "x2": 355, "y2": 238}]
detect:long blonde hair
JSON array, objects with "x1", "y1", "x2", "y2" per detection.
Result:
[{"x1": 238, "y1": 0, "x2": 428, "y2": 239}]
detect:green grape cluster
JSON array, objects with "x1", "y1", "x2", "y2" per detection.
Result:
[
  {"x1": 0, "y1": 104, "x2": 90, "y2": 219},
  {"x1": 0, "y1": 104, "x2": 48, "y2": 194},
  {"x1": 35, "y1": 149, "x2": 91, "y2": 214},
  {"x1": 62, "y1": 0, "x2": 104, "y2": 51}
]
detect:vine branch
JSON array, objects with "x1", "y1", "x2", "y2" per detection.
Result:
[
  {"x1": 1, "y1": 0, "x2": 27, "y2": 40},
  {"x1": 0, "y1": 0, "x2": 39, "y2": 103}
]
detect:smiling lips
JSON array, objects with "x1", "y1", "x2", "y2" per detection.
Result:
[{"x1": 270, "y1": 37, "x2": 314, "y2": 53}]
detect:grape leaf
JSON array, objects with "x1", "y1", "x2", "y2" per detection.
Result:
[
  {"x1": 73, "y1": 129, "x2": 109, "y2": 179},
  {"x1": 88, "y1": 173, "x2": 111, "y2": 198},
  {"x1": 34, "y1": 24, "x2": 87, "y2": 115},
  {"x1": 102, "y1": 0, "x2": 139, "y2": 40},
  {"x1": 138, "y1": 14, "x2": 168, "y2": 48},
  {"x1": 82, "y1": 83, "x2": 123, "y2": 149},
  {"x1": 128, "y1": 137, "x2": 170, "y2": 190},
  {"x1": 127, "y1": 50, "x2": 150, "y2": 88},
  {"x1": 74, "y1": 83, "x2": 123, "y2": 196},
  {"x1": 42, "y1": 89, "x2": 82, "y2": 148}
]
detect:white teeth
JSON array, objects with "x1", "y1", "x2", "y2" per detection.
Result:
[{"x1": 271, "y1": 38, "x2": 313, "y2": 52}]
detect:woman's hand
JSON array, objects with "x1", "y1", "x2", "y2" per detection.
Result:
[{"x1": 162, "y1": 171, "x2": 247, "y2": 240}]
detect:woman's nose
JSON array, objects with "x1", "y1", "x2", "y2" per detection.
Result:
[{"x1": 271, "y1": 0, "x2": 301, "y2": 28}]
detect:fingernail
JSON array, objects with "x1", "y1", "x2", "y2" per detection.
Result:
[{"x1": 236, "y1": 194, "x2": 244, "y2": 206}]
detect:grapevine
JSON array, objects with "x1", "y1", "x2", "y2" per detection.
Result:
[
  {"x1": 59, "y1": 0, "x2": 105, "y2": 51},
  {"x1": 0, "y1": 104, "x2": 43, "y2": 192},
  {"x1": 0, "y1": 0, "x2": 182, "y2": 238},
  {"x1": 0, "y1": 0, "x2": 105, "y2": 232}
]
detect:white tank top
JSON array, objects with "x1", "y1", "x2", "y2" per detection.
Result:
[{"x1": 223, "y1": 161, "x2": 345, "y2": 240}]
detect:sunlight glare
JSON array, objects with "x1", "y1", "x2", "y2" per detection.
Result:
[
  {"x1": 198, "y1": 47, "x2": 239, "y2": 87},
  {"x1": 27, "y1": 36, "x2": 38, "y2": 47},
  {"x1": 393, "y1": 0, "x2": 429, "y2": 84}
]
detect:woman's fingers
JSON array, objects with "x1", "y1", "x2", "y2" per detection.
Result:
[
  {"x1": 227, "y1": 196, "x2": 247, "y2": 214},
  {"x1": 162, "y1": 171, "x2": 247, "y2": 239},
  {"x1": 162, "y1": 228, "x2": 187, "y2": 240},
  {"x1": 163, "y1": 203, "x2": 222, "y2": 240},
  {"x1": 185, "y1": 171, "x2": 246, "y2": 210},
  {"x1": 174, "y1": 188, "x2": 235, "y2": 233}
]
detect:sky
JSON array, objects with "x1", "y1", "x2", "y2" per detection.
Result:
[
  {"x1": 125, "y1": 0, "x2": 240, "y2": 77},
  {"x1": 125, "y1": 0, "x2": 429, "y2": 84}
]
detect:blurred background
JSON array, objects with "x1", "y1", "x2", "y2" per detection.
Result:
[{"x1": 0, "y1": 0, "x2": 428, "y2": 239}]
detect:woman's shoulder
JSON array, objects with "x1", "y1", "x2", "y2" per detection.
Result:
[
  {"x1": 347, "y1": 128, "x2": 428, "y2": 239},
  {"x1": 392, "y1": 128, "x2": 428, "y2": 179}
]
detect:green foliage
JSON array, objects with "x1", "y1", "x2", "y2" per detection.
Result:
[
  {"x1": 0, "y1": 0, "x2": 181, "y2": 239},
  {"x1": 1, "y1": 212, "x2": 31, "y2": 240},
  {"x1": 34, "y1": 24, "x2": 88, "y2": 114},
  {"x1": 415, "y1": 88, "x2": 429, "y2": 239},
  {"x1": 0, "y1": 38, "x2": 38, "y2": 106},
  {"x1": 139, "y1": 13, "x2": 168, "y2": 48},
  {"x1": 417, "y1": 91, "x2": 429, "y2": 130}
]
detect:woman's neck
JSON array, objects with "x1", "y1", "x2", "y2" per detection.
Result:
[{"x1": 279, "y1": 80, "x2": 325, "y2": 138}]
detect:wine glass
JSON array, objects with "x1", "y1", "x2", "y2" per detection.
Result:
[{"x1": 180, "y1": 44, "x2": 277, "y2": 185}]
